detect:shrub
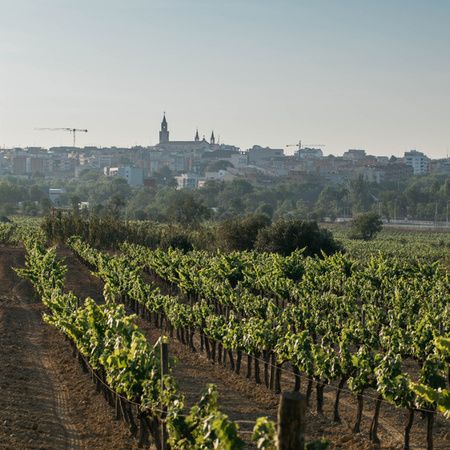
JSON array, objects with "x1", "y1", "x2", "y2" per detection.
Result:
[
  {"x1": 255, "y1": 218, "x2": 342, "y2": 256},
  {"x1": 218, "y1": 214, "x2": 271, "y2": 251},
  {"x1": 161, "y1": 232, "x2": 194, "y2": 253},
  {"x1": 351, "y1": 213, "x2": 383, "y2": 240}
]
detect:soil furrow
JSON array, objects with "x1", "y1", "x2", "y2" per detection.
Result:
[{"x1": 0, "y1": 247, "x2": 140, "y2": 450}]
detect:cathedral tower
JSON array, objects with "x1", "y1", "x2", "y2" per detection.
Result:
[
  {"x1": 159, "y1": 113, "x2": 169, "y2": 144},
  {"x1": 210, "y1": 131, "x2": 215, "y2": 145}
]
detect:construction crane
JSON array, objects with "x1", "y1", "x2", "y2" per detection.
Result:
[
  {"x1": 35, "y1": 127, "x2": 88, "y2": 147},
  {"x1": 286, "y1": 140, "x2": 326, "y2": 151}
]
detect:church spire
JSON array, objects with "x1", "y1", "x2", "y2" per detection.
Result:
[
  {"x1": 159, "y1": 112, "x2": 169, "y2": 144},
  {"x1": 195, "y1": 128, "x2": 200, "y2": 142},
  {"x1": 210, "y1": 131, "x2": 215, "y2": 145}
]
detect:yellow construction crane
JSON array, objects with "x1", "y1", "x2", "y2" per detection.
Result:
[{"x1": 35, "y1": 127, "x2": 88, "y2": 147}]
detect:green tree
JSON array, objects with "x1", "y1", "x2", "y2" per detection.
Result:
[
  {"x1": 206, "y1": 160, "x2": 234, "y2": 172},
  {"x1": 218, "y1": 213, "x2": 271, "y2": 251},
  {"x1": 153, "y1": 166, "x2": 177, "y2": 188},
  {"x1": 351, "y1": 213, "x2": 383, "y2": 240},
  {"x1": 70, "y1": 195, "x2": 81, "y2": 216},
  {"x1": 40, "y1": 197, "x2": 52, "y2": 215},
  {"x1": 315, "y1": 185, "x2": 348, "y2": 220},
  {"x1": 165, "y1": 190, "x2": 210, "y2": 225},
  {"x1": 108, "y1": 194, "x2": 126, "y2": 217},
  {"x1": 349, "y1": 176, "x2": 373, "y2": 213},
  {"x1": 217, "y1": 179, "x2": 253, "y2": 215},
  {"x1": 125, "y1": 188, "x2": 155, "y2": 219}
]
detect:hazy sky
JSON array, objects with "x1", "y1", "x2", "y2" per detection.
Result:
[{"x1": 1, "y1": 0, "x2": 449, "y2": 157}]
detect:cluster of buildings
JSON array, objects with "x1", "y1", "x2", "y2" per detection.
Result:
[{"x1": 1, "y1": 115, "x2": 449, "y2": 189}]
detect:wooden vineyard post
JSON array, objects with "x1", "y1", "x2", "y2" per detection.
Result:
[
  {"x1": 277, "y1": 391, "x2": 306, "y2": 450},
  {"x1": 160, "y1": 337, "x2": 169, "y2": 450}
]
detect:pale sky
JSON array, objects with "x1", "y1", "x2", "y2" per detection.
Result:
[{"x1": 0, "y1": 0, "x2": 449, "y2": 157}]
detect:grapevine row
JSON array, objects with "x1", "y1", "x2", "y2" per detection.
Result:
[
  {"x1": 16, "y1": 238, "x2": 270, "y2": 450},
  {"x1": 68, "y1": 236, "x2": 450, "y2": 449}
]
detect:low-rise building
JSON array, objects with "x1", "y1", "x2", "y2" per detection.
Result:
[
  {"x1": 247, "y1": 145, "x2": 284, "y2": 164},
  {"x1": 381, "y1": 161, "x2": 413, "y2": 182},
  {"x1": 12, "y1": 154, "x2": 28, "y2": 175},
  {"x1": 429, "y1": 158, "x2": 450, "y2": 174},
  {"x1": 49, "y1": 188, "x2": 66, "y2": 205},
  {"x1": 343, "y1": 149, "x2": 366, "y2": 161},
  {"x1": 204, "y1": 169, "x2": 237, "y2": 182},
  {"x1": 175, "y1": 172, "x2": 203, "y2": 189},
  {"x1": 296, "y1": 147, "x2": 323, "y2": 159},
  {"x1": 104, "y1": 166, "x2": 144, "y2": 186},
  {"x1": 355, "y1": 166, "x2": 384, "y2": 184}
]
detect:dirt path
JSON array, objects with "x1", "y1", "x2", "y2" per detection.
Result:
[
  {"x1": 0, "y1": 247, "x2": 139, "y2": 450},
  {"x1": 60, "y1": 246, "x2": 450, "y2": 450}
]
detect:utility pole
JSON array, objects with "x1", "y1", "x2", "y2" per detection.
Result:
[{"x1": 447, "y1": 200, "x2": 449, "y2": 227}]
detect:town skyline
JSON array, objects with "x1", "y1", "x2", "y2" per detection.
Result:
[
  {"x1": 1, "y1": 111, "x2": 449, "y2": 160},
  {"x1": 1, "y1": 0, "x2": 449, "y2": 157}
]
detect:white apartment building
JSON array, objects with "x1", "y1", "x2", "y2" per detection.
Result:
[{"x1": 404, "y1": 150, "x2": 429, "y2": 175}]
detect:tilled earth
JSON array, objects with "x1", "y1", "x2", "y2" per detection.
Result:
[{"x1": 0, "y1": 247, "x2": 140, "y2": 450}]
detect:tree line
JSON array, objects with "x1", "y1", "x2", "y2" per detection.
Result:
[{"x1": 1, "y1": 168, "x2": 449, "y2": 222}]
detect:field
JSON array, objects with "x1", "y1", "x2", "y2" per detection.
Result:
[
  {"x1": 326, "y1": 225, "x2": 450, "y2": 268},
  {"x1": 0, "y1": 221, "x2": 449, "y2": 449}
]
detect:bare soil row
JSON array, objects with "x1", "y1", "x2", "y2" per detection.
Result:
[{"x1": 0, "y1": 247, "x2": 140, "y2": 450}]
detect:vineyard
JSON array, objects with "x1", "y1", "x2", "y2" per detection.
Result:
[
  {"x1": 327, "y1": 226, "x2": 450, "y2": 268},
  {"x1": 0, "y1": 218, "x2": 449, "y2": 449},
  {"x1": 63, "y1": 234, "x2": 450, "y2": 449},
  {"x1": 0, "y1": 217, "x2": 44, "y2": 246}
]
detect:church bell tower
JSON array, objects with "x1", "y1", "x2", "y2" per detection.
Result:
[{"x1": 159, "y1": 113, "x2": 169, "y2": 144}]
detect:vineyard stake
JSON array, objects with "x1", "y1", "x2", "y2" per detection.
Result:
[
  {"x1": 160, "y1": 337, "x2": 169, "y2": 450},
  {"x1": 277, "y1": 391, "x2": 306, "y2": 450}
]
